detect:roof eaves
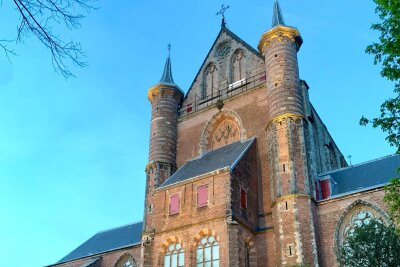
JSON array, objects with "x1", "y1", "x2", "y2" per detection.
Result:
[
  {"x1": 156, "y1": 167, "x2": 230, "y2": 191},
  {"x1": 318, "y1": 154, "x2": 399, "y2": 177},
  {"x1": 50, "y1": 242, "x2": 141, "y2": 266},
  {"x1": 318, "y1": 183, "x2": 388, "y2": 203},
  {"x1": 184, "y1": 28, "x2": 224, "y2": 101}
]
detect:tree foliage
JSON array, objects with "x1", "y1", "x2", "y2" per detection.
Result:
[
  {"x1": 360, "y1": 0, "x2": 400, "y2": 150},
  {"x1": 0, "y1": 0, "x2": 96, "y2": 78},
  {"x1": 384, "y1": 177, "x2": 400, "y2": 228},
  {"x1": 360, "y1": 0, "x2": 400, "y2": 231},
  {"x1": 339, "y1": 219, "x2": 400, "y2": 267}
]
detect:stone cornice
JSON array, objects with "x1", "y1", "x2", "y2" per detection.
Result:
[
  {"x1": 258, "y1": 25, "x2": 303, "y2": 54},
  {"x1": 265, "y1": 113, "x2": 305, "y2": 130}
]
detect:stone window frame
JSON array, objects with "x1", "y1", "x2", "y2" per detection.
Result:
[
  {"x1": 202, "y1": 62, "x2": 218, "y2": 100},
  {"x1": 230, "y1": 49, "x2": 246, "y2": 84},
  {"x1": 334, "y1": 199, "x2": 389, "y2": 259},
  {"x1": 113, "y1": 253, "x2": 137, "y2": 267},
  {"x1": 193, "y1": 229, "x2": 221, "y2": 266},
  {"x1": 195, "y1": 235, "x2": 220, "y2": 267},
  {"x1": 163, "y1": 242, "x2": 185, "y2": 267}
]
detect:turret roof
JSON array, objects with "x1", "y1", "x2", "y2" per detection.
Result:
[
  {"x1": 159, "y1": 53, "x2": 175, "y2": 84},
  {"x1": 271, "y1": 0, "x2": 285, "y2": 28}
]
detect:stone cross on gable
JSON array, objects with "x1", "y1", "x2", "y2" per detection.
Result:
[{"x1": 216, "y1": 4, "x2": 230, "y2": 27}]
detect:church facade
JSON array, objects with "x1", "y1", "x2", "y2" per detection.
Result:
[{"x1": 47, "y1": 2, "x2": 399, "y2": 267}]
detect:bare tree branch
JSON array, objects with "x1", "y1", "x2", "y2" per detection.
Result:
[
  {"x1": 2, "y1": 0, "x2": 97, "y2": 78},
  {"x1": 0, "y1": 39, "x2": 17, "y2": 62}
]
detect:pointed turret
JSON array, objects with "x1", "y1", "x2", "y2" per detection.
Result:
[
  {"x1": 146, "y1": 46, "x2": 183, "y2": 184},
  {"x1": 271, "y1": 0, "x2": 285, "y2": 27},
  {"x1": 259, "y1": 2, "x2": 319, "y2": 266},
  {"x1": 159, "y1": 46, "x2": 175, "y2": 85},
  {"x1": 258, "y1": 1, "x2": 302, "y2": 53}
]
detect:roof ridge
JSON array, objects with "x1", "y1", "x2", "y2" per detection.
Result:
[{"x1": 96, "y1": 221, "x2": 143, "y2": 234}]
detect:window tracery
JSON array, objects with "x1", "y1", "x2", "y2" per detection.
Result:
[
  {"x1": 231, "y1": 50, "x2": 245, "y2": 82},
  {"x1": 342, "y1": 209, "x2": 375, "y2": 240},
  {"x1": 196, "y1": 235, "x2": 220, "y2": 267},
  {"x1": 203, "y1": 63, "x2": 218, "y2": 99},
  {"x1": 164, "y1": 242, "x2": 184, "y2": 267},
  {"x1": 337, "y1": 203, "x2": 388, "y2": 249}
]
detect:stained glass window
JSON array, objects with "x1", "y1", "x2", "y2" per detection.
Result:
[
  {"x1": 164, "y1": 243, "x2": 184, "y2": 267},
  {"x1": 196, "y1": 235, "x2": 219, "y2": 267}
]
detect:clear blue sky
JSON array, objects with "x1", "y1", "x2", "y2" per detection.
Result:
[{"x1": 0, "y1": 1, "x2": 395, "y2": 266}]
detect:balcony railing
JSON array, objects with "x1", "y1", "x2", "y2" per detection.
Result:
[{"x1": 179, "y1": 71, "x2": 266, "y2": 117}]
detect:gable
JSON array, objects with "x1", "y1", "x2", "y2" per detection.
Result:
[{"x1": 182, "y1": 26, "x2": 265, "y2": 108}]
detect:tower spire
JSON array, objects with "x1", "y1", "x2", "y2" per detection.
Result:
[
  {"x1": 271, "y1": 0, "x2": 285, "y2": 28},
  {"x1": 159, "y1": 44, "x2": 174, "y2": 84}
]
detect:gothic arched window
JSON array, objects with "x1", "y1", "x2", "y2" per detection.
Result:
[
  {"x1": 164, "y1": 242, "x2": 184, "y2": 267},
  {"x1": 343, "y1": 209, "x2": 376, "y2": 241},
  {"x1": 231, "y1": 50, "x2": 245, "y2": 83},
  {"x1": 196, "y1": 235, "x2": 220, "y2": 267},
  {"x1": 115, "y1": 254, "x2": 137, "y2": 267},
  {"x1": 336, "y1": 203, "x2": 388, "y2": 250},
  {"x1": 203, "y1": 63, "x2": 218, "y2": 99}
]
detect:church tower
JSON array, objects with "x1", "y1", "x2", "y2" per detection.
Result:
[
  {"x1": 146, "y1": 47, "x2": 183, "y2": 187},
  {"x1": 259, "y1": 1, "x2": 319, "y2": 266},
  {"x1": 142, "y1": 49, "x2": 184, "y2": 266}
]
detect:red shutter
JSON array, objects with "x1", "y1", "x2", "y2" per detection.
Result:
[
  {"x1": 240, "y1": 188, "x2": 247, "y2": 210},
  {"x1": 197, "y1": 185, "x2": 208, "y2": 207},
  {"x1": 169, "y1": 194, "x2": 180, "y2": 215},
  {"x1": 320, "y1": 180, "x2": 331, "y2": 200}
]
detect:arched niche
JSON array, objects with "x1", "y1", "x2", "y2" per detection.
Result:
[
  {"x1": 202, "y1": 62, "x2": 218, "y2": 99},
  {"x1": 199, "y1": 111, "x2": 246, "y2": 153},
  {"x1": 231, "y1": 49, "x2": 246, "y2": 83}
]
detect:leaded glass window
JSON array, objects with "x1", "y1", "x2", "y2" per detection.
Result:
[
  {"x1": 164, "y1": 242, "x2": 184, "y2": 267},
  {"x1": 343, "y1": 209, "x2": 375, "y2": 240},
  {"x1": 196, "y1": 235, "x2": 219, "y2": 267}
]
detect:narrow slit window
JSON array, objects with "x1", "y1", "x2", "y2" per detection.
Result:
[{"x1": 240, "y1": 188, "x2": 247, "y2": 210}]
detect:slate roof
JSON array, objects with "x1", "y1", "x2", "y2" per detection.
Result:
[
  {"x1": 151, "y1": 53, "x2": 184, "y2": 95},
  {"x1": 272, "y1": 0, "x2": 285, "y2": 27},
  {"x1": 319, "y1": 154, "x2": 400, "y2": 196},
  {"x1": 53, "y1": 221, "x2": 143, "y2": 265},
  {"x1": 160, "y1": 138, "x2": 255, "y2": 188}
]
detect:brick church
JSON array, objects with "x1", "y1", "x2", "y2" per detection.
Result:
[{"x1": 47, "y1": 1, "x2": 399, "y2": 267}]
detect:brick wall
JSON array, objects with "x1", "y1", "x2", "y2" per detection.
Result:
[{"x1": 317, "y1": 189, "x2": 388, "y2": 267}]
